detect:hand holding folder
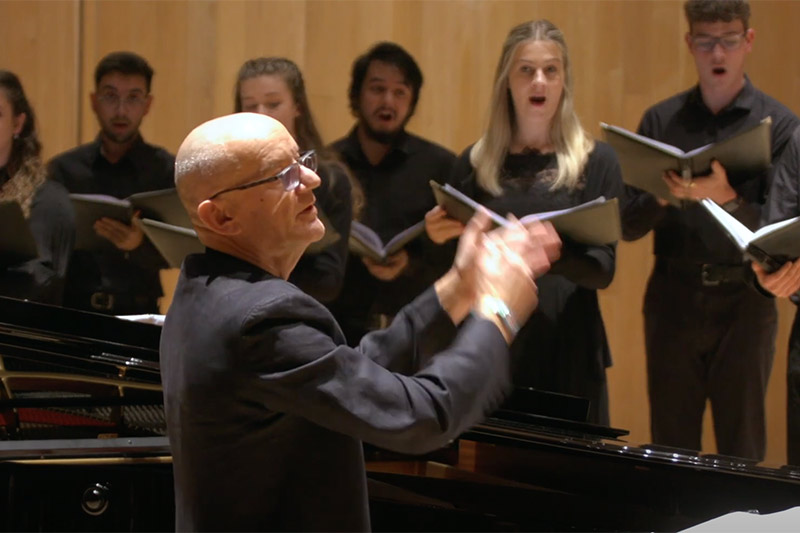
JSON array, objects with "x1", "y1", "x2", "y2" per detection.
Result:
[
  {"x1": 70, "y1": 188, "x2": 190, "y2": 251},
  {"x1": 430, "y1": 181, "x2": 621, "y2": 246},
  {"x1": 601, "y1": 118, "x2": 771, "y2": 206}
]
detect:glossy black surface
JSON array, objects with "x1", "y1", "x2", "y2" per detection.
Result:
[{"x1": 0, "y1": 296, "x2": 799, "y2": 531}]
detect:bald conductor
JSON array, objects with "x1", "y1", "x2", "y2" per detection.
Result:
[{"x1": 160, "y1": 113, "x2": 561, "y2": 531}]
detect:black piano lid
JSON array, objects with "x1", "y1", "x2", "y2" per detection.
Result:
[
  {"x1": 0, "y1": 296, "x2": 161, "y2": 351},
  {"x1": 0, "y1": 296, "x2": 162, "y2": 387}
]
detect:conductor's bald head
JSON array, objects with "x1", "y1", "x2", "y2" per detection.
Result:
[
  {"x1": 175, "y1": 113, "x2": 293, "y2": 214},
  {"x1": 173, "y1": 113, "x2": 323, "y2": 276}
]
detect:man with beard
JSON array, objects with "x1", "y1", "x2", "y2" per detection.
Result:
[
  {"x1": 329, "y1": 42, "x2": 456, "y2": 345},
  {"x1": 48, "y1": 51, "x2": 173, "y2": 315},
  {"x1": 621, "y1": 0, "x2": 800, "y2": 461}
]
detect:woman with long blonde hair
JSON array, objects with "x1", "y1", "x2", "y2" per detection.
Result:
[
  {"x1": 426, "y1": 20, "x2": 623, "y2": 424},
  {"x1": 0, "y1": 70, "x2": 74, "y2": 304}
]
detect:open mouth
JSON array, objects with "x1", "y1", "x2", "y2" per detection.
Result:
[
  {"x1": 712, "y1": 67, "x2": 727, "y2": 76},
  {"x1": 376, "y1": 110, "x2": 395, "y2": 122},
  {"x1": 529, "y1": 96, "x2": 546, "y2": 106}
]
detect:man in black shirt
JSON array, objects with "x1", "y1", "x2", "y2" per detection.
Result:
[
  {"x1": 621, "y1": 0, "x2": 800, "y2": 461},
  {"x1": 754, "y1": 127, "x2": 800, "y2": 465},
  {"x1": 49, "y1": 51, "x2": 174, "y2": 315},
  {"x1": 328, "y1": 42, "x2": 455, "y2": 345}
]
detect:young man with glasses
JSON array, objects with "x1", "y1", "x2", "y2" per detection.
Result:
[
  {"x1": 328, "y1": 42, "x2": 456, "y2": 345},
  {"x1": 48, "y1": 51, "x2": 174, "y2": 315},
  {"x1": 162, "y1": 112, "x2": 560, "y2": 531},
  {"x1": 621, "y1": 0, "x2": 800, "y2": 461}
]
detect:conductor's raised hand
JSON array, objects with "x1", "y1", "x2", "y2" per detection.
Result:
[
  {"x1": 511, "y1": 216, "x2": 561, "y2": 278},
  {"x1": 474, "y1": 218, "x2": 561, "y2": 342}
]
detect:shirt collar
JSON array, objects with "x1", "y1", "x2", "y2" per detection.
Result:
[
  {"x1": 341, "y1": 125, "x2": 415, "y2": 164},
  {"x1": 201, "y1": 247, "x2": 277, "y2": 282},
  {"x1": 688, "y1": 75, "x2": 755, "y2": 115},
  {"x1": 90, "y1": 133, "x2": 149, "y2": 170}
]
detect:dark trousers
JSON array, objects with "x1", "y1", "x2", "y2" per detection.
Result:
[
  {"x1": 788, "y1": 312, "x2": 800, "y2": 465},
  {"x1": 643, "y1": 268, "x2": 777, "y2": 461}
]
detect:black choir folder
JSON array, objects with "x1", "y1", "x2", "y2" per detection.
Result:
[
  {"x1": 0, "y1": 201, "x2": 38, "y2": 265},
  {"x1": 70, "y1": 188, "x2": 191, "y2": 251},
  {"x1": 349, "y1": 220, "x2": 426, "y2": 263},
  {"x1": 430, "y1": 181, "x2": 621, "y2": 246},
  {"x1": 701, "y1": 198, "x2": 800, "y2": 272},
  {"x1": 139, "y1": 219, "x2": 204, "y2": 269},
  {"x1": 601, "y1": 118, "x2": 772, "y2": 206}
]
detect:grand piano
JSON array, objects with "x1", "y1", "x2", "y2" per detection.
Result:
[{"x1": 0, "y1": 296, "x2": 798, "y2": 531}]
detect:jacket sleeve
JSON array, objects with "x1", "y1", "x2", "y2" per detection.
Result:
[{"x1": 237, "y1": 289, "x2": 510, "y2": 456}]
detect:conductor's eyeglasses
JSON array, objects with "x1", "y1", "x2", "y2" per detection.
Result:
[
  {"x1": 209, "y1": 150, "x2": 317, "y2": 199},
  {"x1": 690, "y1": 32, "x2": 747, "y2": 52}
]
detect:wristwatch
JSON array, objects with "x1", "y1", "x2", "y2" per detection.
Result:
[{"x1": 481, "y1": 295, "x2": 520, "y2": 337}]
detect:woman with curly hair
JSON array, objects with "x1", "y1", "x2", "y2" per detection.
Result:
[{"x1": 0, "y1": 70, "x2": 74, "y2": 303}]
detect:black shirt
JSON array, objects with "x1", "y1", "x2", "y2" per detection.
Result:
[
  {"x1": 765, "y1": 125, "x2": 800, "y2": 225},
  {"x1": 0, "y1": 173, "x2": 75, "y2": 304},
  {"x1": 622, "y1": 78, "x2": 800, "y2": 264},
  {"x1": 449, "y1": 142, "x2": 623, "y2": 418},
  {"x1": 48, "y1": 135, "x2": 175, "y2": 314},
  {"x1": 328, "y1": 128, "x2": 455, "y2": 343}
]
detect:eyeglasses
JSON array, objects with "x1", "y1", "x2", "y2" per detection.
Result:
[
  {"x1": 208, "y1": 150, "x2": 317, "y2": 199},
  {"x1": 97, "y1": 93, "x2": 149, "y2": 109},
  {"x1": 690, "y1": 32, "x2": 747, "y2": 52}
]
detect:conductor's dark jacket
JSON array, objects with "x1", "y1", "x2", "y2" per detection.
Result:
[{"x1": 160, "y1": 248, "x2": 512, "y2": 531}]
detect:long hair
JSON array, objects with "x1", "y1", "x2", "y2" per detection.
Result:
[
  {"x1": 0, "y1": 70, "x2": 46, "y2": 217},
  {"x1": 470, "y1": 20, "x2": 593, "y2": 195},
  {"x1": 234, "y1": 57, "x2": 363, "y2": 216}
]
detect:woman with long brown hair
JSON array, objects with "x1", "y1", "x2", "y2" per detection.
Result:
[{"x1": 234, "y1": 57, "x2": 360, "y2": 303}]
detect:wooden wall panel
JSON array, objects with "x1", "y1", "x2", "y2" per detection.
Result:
[
  {"x1": 9, "y1": 0, "x2": 800, "y2": 466},
  {"x1": 0, "y1": 0, "x2": 80, "y2": 160}
]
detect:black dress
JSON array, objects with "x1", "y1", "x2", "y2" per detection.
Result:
[
  {"x1": 449, "y1": 141, "x2": 623, "y2": 424},
  {"x1": 0, "y1": 167, "x2": 75, "y2": 304}
]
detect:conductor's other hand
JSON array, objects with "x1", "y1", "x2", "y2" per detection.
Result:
[
  {"x1": 474, "y1": 217, "x2": 561, "y2": 341},
  {"x1": 94, "y1": 214, "x2": 144, "y2": 251}
]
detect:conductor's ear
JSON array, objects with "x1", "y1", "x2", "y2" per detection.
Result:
[{"x1": 197, "y1": 199, "x2": 240, "y2": 235}]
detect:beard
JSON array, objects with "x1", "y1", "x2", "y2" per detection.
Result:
[
  {"x1": 101, "y1": 125, "x2": 139, "y2": 145},
  {"x1": 358, "y1": 109, "x2": 413, "y2": 146}
]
